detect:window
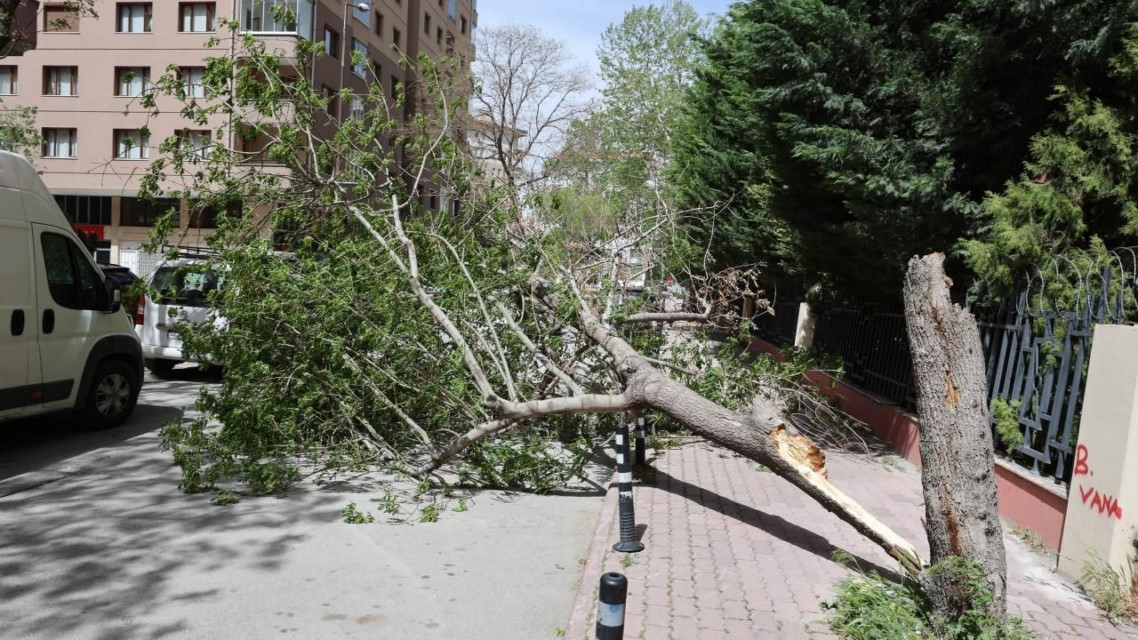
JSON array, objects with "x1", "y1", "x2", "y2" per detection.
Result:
[
  {"x1": 179, "y1": 67, "x2": 206, "y2": 98},
  {"x1": 55, "y1": 195, "x2": 112, "y2": 226},
  {"x1": 179, "y1": 129, "x2": 211, "y2": 159},
  {"x1": 114, "y1": 129, "x2": 149, "y2": 160},
  {"x1": 460, "y1": 15, "x2": 466, "y2": 34},
  {"x1": 189, "y1": 199, "x2": 240, "y2": 228},
  {"x1": 351, "y1": 38, "x2": 367, "y2": 77},
  {"x1": 44, "y1": 66, "x2": 78, "y2": 96},
  {"x1": 121, "y1": 197, "x2": 177, "y2": 227},
  {"x1": 374, "y1": 11, "x2": 383, "y2": 37},
  {"x1": 42, "y1": 128, "x2": 77, "y2": 158},
  {"x1": 392, "y1": 28, "x2": 401, "y2": 50},
  {"x1": 436, "y1": 26, "x2": 442, "y2": 46},
  {"x1": 240, "y1": 0, "x2": 315, "y2": 39},
  {"x1": 179, "y1": 3, "x2": 216, "y2": 32},
  {"x1": 352, "y1": 2, "x2": 369, "y2": 26},
  {"x1": 322, "y1": 85, "x2": 337, "y2": 116},
  {"x1": 391, "y1": 75, "x2": 400, "y2": 101},
  {"x1": 44, "y1": 4, "x2": 79, "y2": 32},
  {"x1": 349, "y1": 95, "x2": 365, "y2": 120},
  {"x1": 324, "y1": 27, "x2": 339, "y2": 58},
  {"x1": 423, "y1": 12, "x2": 430, "y2": 34},
  {"x1": 447, "y1": 0, "x2": 456, "y2": 19},
  {"x1": 115, "y1": 67, "x2": 150, "y2": 97},
  {"x1": 117, "y1": 3, "x2": 153, "y2": 33},
  {"x1": 41, "y1": 233, "x2": 102, "y2": 310},
  {"x1": 0, "y1": 67, "x2": 16, "y2": 95}
]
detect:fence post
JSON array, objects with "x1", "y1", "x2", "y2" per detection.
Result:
[
  {"x1": 612, "y1": 418, "x2": 644, "y2": 553},
  {"x1": 794, "y1": 302, "x2": 816, "y2": 350},
  {"x1": 595, "y1": 572, "x2": 628, "y2": 640}
]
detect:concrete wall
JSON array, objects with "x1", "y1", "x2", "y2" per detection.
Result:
[{"x1": 1057, "y1": 325, "x2": 1138, "y2": 587}]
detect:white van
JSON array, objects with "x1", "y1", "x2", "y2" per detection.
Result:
[{"x1": 0, "y1": 151, "x2": 143, "y2": 428}]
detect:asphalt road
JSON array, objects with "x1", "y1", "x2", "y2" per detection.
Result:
[{"x1": 0, "y1": 367, "x2": 606, "y2": 640}]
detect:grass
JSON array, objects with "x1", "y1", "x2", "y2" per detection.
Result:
[
  {"x1": 1080, "y1": 548, "x2": 1138, "y2": 623},
  {"x1": 1009, "y1": 527, "x2": 1048, "y2": 556},
  {"x1": 823, "y1": 554, "x2": 1036, "y2": 640}
]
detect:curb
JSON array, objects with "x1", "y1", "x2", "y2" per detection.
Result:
[{"x1": 563, "y1": 467, "x2": 619, "y2": 640}]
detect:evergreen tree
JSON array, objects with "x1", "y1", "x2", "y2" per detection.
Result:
[{"x1": 672, "y1": 0, "x2": 1138, "y2": 300}]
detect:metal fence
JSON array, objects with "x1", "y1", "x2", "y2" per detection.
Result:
[
  {"x1": 754, "y1": 249, "x2": 1138, "y2": 486},
  {"x1": 810, "y1": 303, "x2": 916, "y2": 410},
  {"x1": 752, "y1": 299, "x2": 801, "y2": 346},
  {"x1": 975, "y1": 250, "x2": 1138, "y2": 484}
]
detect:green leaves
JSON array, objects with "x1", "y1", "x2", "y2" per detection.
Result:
[{"x1": 673, "y1": 0, "x2": 1138, "y2": 302}]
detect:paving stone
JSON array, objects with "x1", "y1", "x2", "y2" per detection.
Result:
[{"x1": 569, "y1": 440, "x2": 1135, "y2": 639}]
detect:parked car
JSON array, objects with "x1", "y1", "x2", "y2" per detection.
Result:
[
  {"x1": 98, "y1": 263, "x2": 140, "y2": 289},
  {"x1": 0, "y1": 151, "x2": 143, "y2": 428},
  {"x1": 135, "y1": 258, "x2": 224, "y2": 376}
]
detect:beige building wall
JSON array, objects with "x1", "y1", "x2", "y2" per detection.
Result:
[{"x1": 3, "y1": 0, "x2": 477, "y2": 274}]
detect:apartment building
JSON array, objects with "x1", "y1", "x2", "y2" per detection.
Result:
[{"x1": 3, "y1": 0, "x2": 476, "y2": 273}]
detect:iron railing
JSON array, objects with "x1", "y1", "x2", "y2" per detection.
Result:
[
  {"x1": 810, "y1": 303, "x2": 916, "y2": 410},
  {"x1": 976, "y1": 249, "x2": 1138, "y2": 484},
  {"x1": 752, "y1": 299, "x2": 801, "y2": 347},
  {"x1": 755, "y1": 249, "x2": 1138, "y2": 486}
]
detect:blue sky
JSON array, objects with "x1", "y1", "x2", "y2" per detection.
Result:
[{"x1": 473, "y1": 0, "x2": 735, "y2": 89}]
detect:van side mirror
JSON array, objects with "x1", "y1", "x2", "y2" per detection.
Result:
[{"x1": 103, "y1": 279, "x2": 122, "y2": 314}]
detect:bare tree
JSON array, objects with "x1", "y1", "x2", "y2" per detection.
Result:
[{"x1": 470, "y1": 24, "x2": 592, "y2": 190}]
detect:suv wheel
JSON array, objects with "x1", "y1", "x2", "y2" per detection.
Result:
[
  {"x1": 145, "y1": 358, "x2": 178, "y2": 377},
  {"x1": 82, "y1": 360, "x2": 140, "y2": 429}
]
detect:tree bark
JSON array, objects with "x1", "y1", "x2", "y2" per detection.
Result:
[
  {"x1": 903, "y1": 253, "x2": 1006, "y2": 623},
  {"x1": 583, "y1": 291, "x2": 925, "y2": 576}
]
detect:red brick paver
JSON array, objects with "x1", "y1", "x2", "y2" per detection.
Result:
[{"x1": 566, "y1": 439, "x2": 1138, "y2": 639}]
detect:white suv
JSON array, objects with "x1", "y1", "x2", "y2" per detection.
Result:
[{"x1": 135, "y1": 259, "x2": 224, "y2": 376}]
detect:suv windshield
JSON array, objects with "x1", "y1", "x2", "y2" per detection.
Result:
[{"x1": 151, "y1": 265, "x2": 221, "y2": 308}]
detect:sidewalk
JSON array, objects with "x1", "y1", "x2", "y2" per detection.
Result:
[{"x1": 565, "y1": 438, "x2": 1138, "y2": 640}]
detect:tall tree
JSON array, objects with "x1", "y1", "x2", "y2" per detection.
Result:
[
  {"x1": 963, "y1": 23, "x2": 1138, "y2": 298},
  {"x1": 470, "y1": 24, "x2": 592, "y2": 190},
  {"x1": 671, "y1": 0, "x2": 1138, "y2": 301},
  {"x1": 595, "y1": 1, "x2": 709, "y2": 165}
]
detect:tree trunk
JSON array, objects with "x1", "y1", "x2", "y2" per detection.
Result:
[
  {"x1": 903, "y1": 253, "x2": 1006, "y2": 624},
  {"x1": 581, "y1": 297, "x2": 926, "y2": 577},
  {"x1": 620, "y1": 360, "x2": 924, "y2": 577}
]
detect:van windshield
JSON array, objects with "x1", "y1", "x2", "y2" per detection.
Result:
[{"x1": 151, "y1": 266, "x2": 221, "y2": 308}]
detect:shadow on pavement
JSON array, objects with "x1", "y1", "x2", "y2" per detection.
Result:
[
  {"x1": 0, "y1": 428, "x2": 342, "y2": 640},
  {"x1": 0, "y1": 365, "x2": 218, "y2": 483},
  {"x1": 652, "y1": 466, "x2": 907, "y2": 584}
]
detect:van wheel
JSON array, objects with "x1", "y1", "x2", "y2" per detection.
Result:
[
  {"x1": 145, "y1": 358, "x2": 177, "y2": 377},
  {"x1": 82, "y1": 360, "x2": 140, "y2": 430}
]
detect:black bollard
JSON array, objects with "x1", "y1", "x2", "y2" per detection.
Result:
[
  {"x1": 595, "y1": 572, "x2": 628, "y2": 640},
  {"x1": 612, "y1": 419, "x2": 644, "y2": 553},
  {"x1": 633, "y1": 414, "x2": 647, "y2": 467}
]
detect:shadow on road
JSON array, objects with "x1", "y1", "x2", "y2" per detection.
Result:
[{"x1": 0, "y1": 365, "x2": 219, "y2": 482}]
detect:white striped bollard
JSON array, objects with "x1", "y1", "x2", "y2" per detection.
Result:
[
  {"x1": 595, "y1": 572, "x2": 627, "y2": 640},
  {"x1": 612, "y1": 419, "x2": 644, "y2": 553},
  {"x1": 634, "y1": 414, "x2": 647, "y2": 467}
]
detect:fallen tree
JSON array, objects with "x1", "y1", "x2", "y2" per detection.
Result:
[{"x1": 136, "y1": 24, "x2": 1008, "y2": 621}]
